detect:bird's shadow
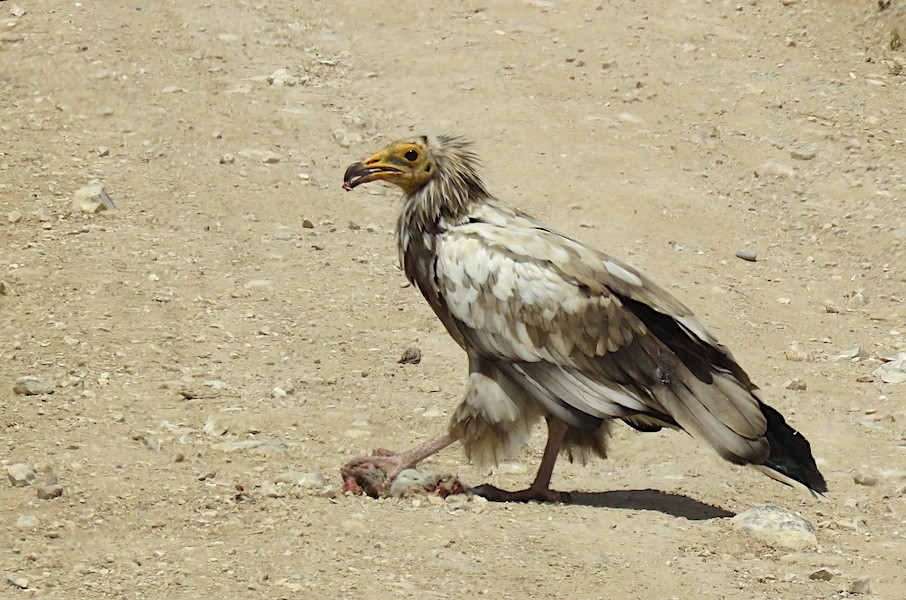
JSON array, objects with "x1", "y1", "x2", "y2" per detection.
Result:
[{"x1": 566, "y1": 488, "x2": 735, "y2": 520}]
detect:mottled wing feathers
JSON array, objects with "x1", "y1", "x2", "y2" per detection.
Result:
[{"x1": 433, "y1": 201, "x2": 770, "y2": 463}]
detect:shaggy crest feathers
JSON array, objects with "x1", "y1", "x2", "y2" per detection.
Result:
[{"x1": 400, "y1": 135, "x2": 488, "y2": 232}]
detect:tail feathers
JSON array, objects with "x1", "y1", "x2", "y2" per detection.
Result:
[{"x1": 759, "y1": 402, "x2": 827, "y2": 496}]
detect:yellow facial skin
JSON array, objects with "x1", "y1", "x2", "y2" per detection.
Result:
[{"x1": 343, "y1": 139, "x2": 436, "y2": 195}]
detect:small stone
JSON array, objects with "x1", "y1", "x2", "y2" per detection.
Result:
[
  {"x1": 784, "y1": 378, "x2": 807, "y2": 391},
  {"x1": 834, "y1": 347, "x2": 866, "y2": 361},
  {"x1": 496, "y1": 462, "x2": 528, "y2": 474},
  {"x1": 274, "y1": 471, "x2": 327, "y2": 488},
  {"x1": 398, "y1": 347, "x2": 422, "y2": 365},
  {"x1": 244, "y1": 279, "x2": 272, "y2": 290},
  {"x1": 7, "y1": 210, "x2": 22, "y2": 223},
  {"x1": 301, "y1": 219, "x2": 315, "y2": 229},
  {"x1": 219, "y1": 153, "x2": 236, "y2": 165},
  {"x1": 873, "y1": 352, "x2": 906, "y2": 383},
  {"x1": 785, "y1": 342, "x2": 811, "y2": 362},
  {"x1": 267, "y1": 67, "x2": 298, "y2": 86},
  {"x1": 848, "y1": 578, "x2": 871, "y2": 594},
  {"x1": 0, "y1": 280, "x2": 8, "y2": 295},
  {"x1": 332, "y1": 128, "x2": 362, "y2": 148},
  {"x1": 5, "y1": 574, "x2": 29, "y2": 589},
  {"x1": 7, "y1": 464, "x2": 36, "y2": 487},
  {"x1": 236, "y1": 149, "x2": 283, "y2": 164},
  {"x1": 790, "y1": 149, "x2": 816, "y2": 161},
  {"x1": 824, "y1": 300, "x2": 842, "y2": 314},
  {"x1": 15, "y1": 515, "x2": 39, "y2": 528},
  {"x1": 261, "y1": 483, "x2": 286, "y2": 498},
  {"x1": 732, "y1": 506, "x2": 817, "y2": 550},
  {"x1": 37, "y1": 484, "x2": 63, "y2": 500},
  {"x1": 71, "y1": 186, "x2": 116, "y2": 214},
  {"x1": 853, "y1": 472, "x2": 878, "y2": 487},
  {"x1": 616, "y1": 112, "x2": 645, "y2": 124},
  {"x1": 809, "y1": 568, "x2": 833, "y2": 581},
  {"x1": 755, "y1": 162, "x2": 795, "y2": 178},
  {"x1": 13, "y1": 375, "x2": 56, "y2": 395},
  {"x1": 203, "y1": 418, "x2": 228, "y2": 437},
  {"x1": 735, "y1": 249, "x2": 758, "y2": 262},
  {"x1": 10, "y1": 4, "x2": 26, "y2": 17},
  {"x1": 197, "y1": 470, "x2": 217, "y2": 481}
]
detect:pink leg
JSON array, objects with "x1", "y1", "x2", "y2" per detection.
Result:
[
  {"x1": 470, "y1": 417, "x2": 572, "y2": 503},
  {"x1": 341, "y1": 432, "x2": 458, "y2": 497}
]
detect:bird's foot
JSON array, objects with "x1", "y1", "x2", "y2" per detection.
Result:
[
  {"x1": 469, "y1": 483, "x2": 572, "y2": 504},
  {"x1": 340, "y1": 450, "x2": 409, "y2": 498}
]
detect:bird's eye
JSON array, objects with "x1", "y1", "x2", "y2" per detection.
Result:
[{"x1": 404, "y1": 149, "x2": 419, "y2": 161}]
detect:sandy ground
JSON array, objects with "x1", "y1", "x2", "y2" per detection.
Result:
[{"x1": 1, "y1": 0, "x2": 904, "y2": 598}]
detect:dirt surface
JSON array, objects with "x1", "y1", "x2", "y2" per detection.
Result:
[{"x1": 1, "y1": 1, "x2": 904, "y2": 598}]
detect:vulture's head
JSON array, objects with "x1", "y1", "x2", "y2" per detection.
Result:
[{"x1": 343, "y1": 135, "x2": 487, "y2": 202}]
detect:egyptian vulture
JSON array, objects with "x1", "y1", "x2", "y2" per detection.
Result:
[{"x1": 340, "y1": 134, "x2": 827, "y2": 502}]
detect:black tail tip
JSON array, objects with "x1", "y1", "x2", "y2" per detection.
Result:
[{"x1": 761, "y1": 403, "x2": 827, "y2": 494}]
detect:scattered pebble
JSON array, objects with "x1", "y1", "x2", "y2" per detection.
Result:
[
  {"x1": 72, "y1": 185, "x2": 116, "y2": 213},
  {"x1": 37, "y1": 484, "x2": 64, "y2": 500},
  {"x1": 267, "y1": 67, "x2": 298, "y2": 86},
  {"x1": 785, "y1": 342, "x2": 811, "y2": 362},
  {"x1": 754, "y1": 162, "x2": 795, "y2": 178},
  {"x1": 301, "y1": 219, "x2": 315, "y2": 229},
  {"x1": 808, "y1": 568, "x2": 834, "y2": 581},
  {"x1": 197, "y1": 470, "x2": 216, "y2": 481},
  {"x1": 834, "y1": 347, "x2": 866, "y2": 361},
  {"x1": 332, "y1": 128, "x2": 362, "y2": 148},
  {"x1": 9, "y1": 4, "x2": 26, "y2": 17},
  {"x1": 849, "y1": 578, "x2": 871, "y2": 594},
  {"x1": 853, "y1": 472, "x2": 878, "y2": 487},
  {"x1": 236, "y1": 149, "x2": 283, "y2": 164},
  {"x1": 7, "y1": 463, "x2": 36, "y2": 487},
  {"x1": 616, "y1": 112, "x2": 645, "y2": 124},
  {"x1": 422, "y1": 407, "x2": 445, "y2": 418},
  {"x1": 790, "y1": 148, "x2": 816, "y2": 161},
  {"x1": 219, "y1": 153, "x2": 236, "y2": 164},
  {"x1": 873, "y1": 352, "x2": 906, "y2": 383},
  {"x1": 735, "y1": 249, "x2": 757, "y2": 262},
  {"x1": 732, "y1": 506, "x2": 817, "y2": 550},
  {"x1": 5, "y1": 573, "x2": 29, "y2": 589},
  {"x1": 398, "y1": 347, "x2": 422, "y2": 364},
  {"x1": 784, "y1": 378, "x2": 807, "y2": 391},
  {"x1": 203, "y1": 418, "x2": 228, "y2": 437},
  {"x1": 13, "y1": 375, "x2": 56, "y2": 395},
  {"x1": 15, "y1": 515, "x2": 40, "y2": 528},
  {"x1": 274, "y1": 471, "x2": 327, "y2": 488}
]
